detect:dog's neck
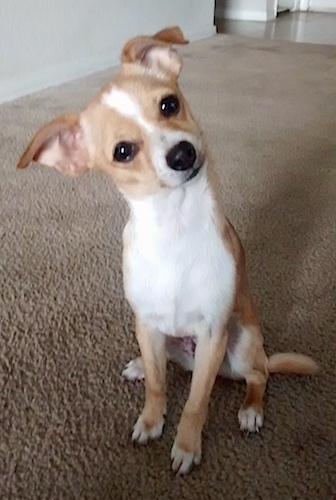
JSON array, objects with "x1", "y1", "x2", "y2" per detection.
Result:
[{"x1": 126, "y1": 168, "x2": 219, "y2": 237}]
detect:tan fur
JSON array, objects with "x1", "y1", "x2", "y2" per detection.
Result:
[
  {"x1": 18, "y1": 65, "x2": 201, "y2": 199},
  {"x1": 17, "y1": 26, "x2": 318, "y2": 474},
  {"x1": 221, "y1": 218, "x2": 317, "y2": 417},
  {"x1": 268, "y1": 353, "x2": 319, "y2": 375},
  {"x1": 121, "y1": 26, "x2": 188, "y2": 71},
  {"x1": 241, "y1": 371, "x2": 267, "y2": 415}
]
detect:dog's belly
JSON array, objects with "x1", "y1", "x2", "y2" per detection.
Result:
[
  {"x1": 140, "y1": 311, "x2": 205, "y2": 338},
  {"x1": 124, "y1": 226, "x2": 236, "y2": 337}
]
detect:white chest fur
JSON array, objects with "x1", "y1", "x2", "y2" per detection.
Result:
[{"x1": 123, "y1": 174, "x2": 236, "y2": 337}]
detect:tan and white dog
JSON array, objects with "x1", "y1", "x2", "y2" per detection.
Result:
[{"x1": 17, "y1": 27, "x2": 318, "y2": 475}]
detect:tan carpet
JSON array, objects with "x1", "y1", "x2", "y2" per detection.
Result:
[{"x1": 1, "y1": 34, "x2": 335, "y2": 499}]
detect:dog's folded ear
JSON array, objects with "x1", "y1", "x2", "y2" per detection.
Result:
[
  {"x1": 17, "y1": 114, "x2": 90, "y2": 176},
  {"x1": 121, "y1": 26, "x2": 189, "y2": 79},
  {"x1": 152, "y1": 26, "x2": 189, "y2": 45}
]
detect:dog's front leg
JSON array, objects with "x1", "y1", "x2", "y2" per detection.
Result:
[
  {"x1": 132, "y1": 319, "x2": 167, "y2": 444},
  {"x1": 171, "y1": 324, "x2": 228, "y2": 474}
]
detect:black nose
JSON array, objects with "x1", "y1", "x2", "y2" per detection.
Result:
[{"x1": 166, "y1": 141, "x2": 197, "y2": 171}]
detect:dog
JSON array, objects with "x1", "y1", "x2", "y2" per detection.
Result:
[{"x1": 17, "y1": 26, "x2": 318, "y2": 475}]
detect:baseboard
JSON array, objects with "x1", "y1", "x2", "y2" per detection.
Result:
[
  {"x1": 186, "y1": 26, "x2": 217, "y2": 42},
  {"x1": 309, "y1": 7, "x2": 336, "y2": 13},
  {"x1": 215, "y1": 6, "x2": 268, "y2": 21},
  {"x1": 0, "y1": 26, "x2": 216, "y2": 105}
]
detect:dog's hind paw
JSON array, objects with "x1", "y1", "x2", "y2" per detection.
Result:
[
  {"x1": 122, "y1": 357, "x2": 145, "y2": 381},
  {"x1": 238, "y1": 406, "x2": 263, "y2": 433}
]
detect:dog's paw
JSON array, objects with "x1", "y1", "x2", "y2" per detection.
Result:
[
  {"x1": 122, "y1": 357, "x2": 145, "y2": 381},
  {"x1": 171, "y1": 441, "x2": 201, "y2": 475},
  {"x1": 132, "y1": 415, "x2": 164, "y2": 444},
  {"x1": 238, "y1": 406, "x2": 263, "y2": 433}
]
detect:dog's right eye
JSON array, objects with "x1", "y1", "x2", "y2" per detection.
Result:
[{"x1": 113, "y1": 142, "x2": 139, "y2": 163}]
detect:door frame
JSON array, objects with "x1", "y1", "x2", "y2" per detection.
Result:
[
  {"x1": 299, "y1": 0, "x2": 309, "y2": 9},
  {"x1": 270, "y1": 0, "x2": 301, "y2": 18},
  {"x1": 289, "y1": 0, "x2": 302, "y2": 10}
]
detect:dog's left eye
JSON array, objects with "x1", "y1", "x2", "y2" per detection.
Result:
[
  {"x1": 113, "y1": 142, "x2": 139, "y2": 163},
  {"x1": 160, "y1": 95, "x2": 180, "y2": 118}
]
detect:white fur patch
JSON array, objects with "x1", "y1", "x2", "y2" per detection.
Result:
[
  {"x1": 238, "y1": 406, "x2": 263, "y2": 433},
  {"x1": 102, "y1": 87, "x2": 153, "y2": 133},
  {"x1": 122, "y1": 357, "x2": 144, "y2": 381},
  {"x1": 226, "y1": 326, "x2": 254, "y2": 378},
  {"x1": 124, "y1": 175, "x2": 236, "y2": 338}
]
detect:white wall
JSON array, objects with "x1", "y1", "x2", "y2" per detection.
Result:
[
  {"x1": 0, "y1": 0, "x2": 215, "y2": 104},
  {"x1": 216, "y1": 0, "x2": 276, "y2": 21},
  {"x1": 306, "y1": 0, "x2": 336, "y2": 12}
]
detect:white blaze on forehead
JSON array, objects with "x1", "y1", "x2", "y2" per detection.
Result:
[{"x1": 102, "y1": 87, "x2": 154, "y2": 133}]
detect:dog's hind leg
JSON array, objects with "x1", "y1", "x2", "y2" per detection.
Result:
[
  {"x1": 223, "y1": 318, "x2": 268, "y2": 433},
  {"x1": 238, "y1": 368, "x2": 267, "y2": 433}
]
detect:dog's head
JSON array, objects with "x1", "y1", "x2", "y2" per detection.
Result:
[{"x1": 17, "y1": 27, "x2": 206, "y2": 199}]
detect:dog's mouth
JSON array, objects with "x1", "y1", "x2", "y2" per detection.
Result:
[
  {"x1": 185, "y1": 164, "x2": 203, "y2": 183},
  {"x1": 184, "y1": 152, "x2": 205, "y2": 183}
]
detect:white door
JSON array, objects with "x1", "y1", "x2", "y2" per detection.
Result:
[
  {"x1": 278, "y1": 0, "x2": 296, "y2": 8},
  {"x1": 276, "y1": 0, "x2": 300, "y2": 12}
]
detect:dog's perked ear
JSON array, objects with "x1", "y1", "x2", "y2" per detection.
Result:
[
  {"x1": 121, "y1": 26, "x2": 189, "y2": 79},
  {"x1": 17, "y1": 114, "x2": 89, "y2": 176}
]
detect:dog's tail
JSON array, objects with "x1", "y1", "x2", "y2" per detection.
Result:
[{"x1": 267, "y1": 353, "x2": 318, "y2": 375}]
